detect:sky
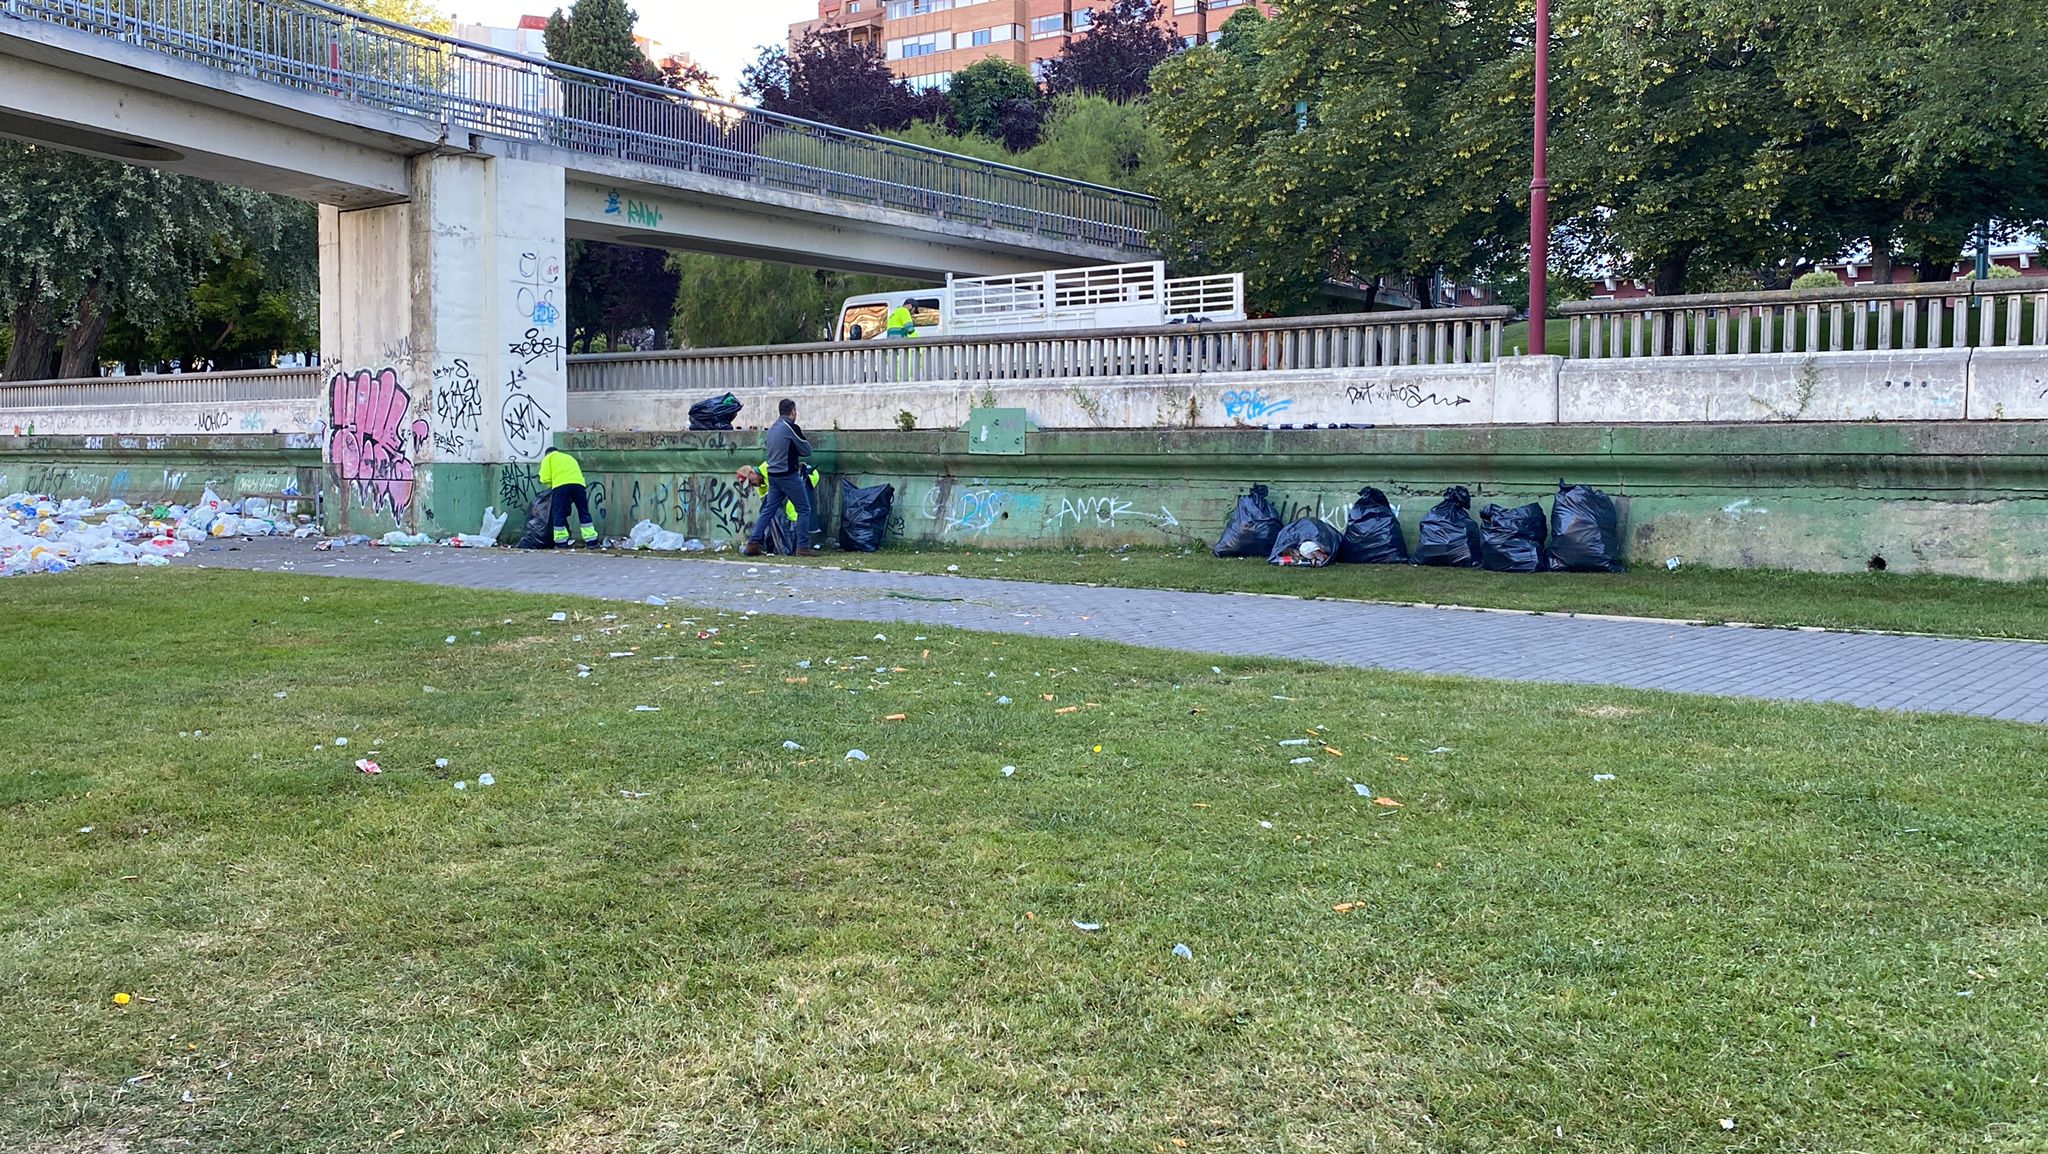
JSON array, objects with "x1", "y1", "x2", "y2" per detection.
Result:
[{"x1": 447, "y1": 0, "x2": 816, "y2": 98}]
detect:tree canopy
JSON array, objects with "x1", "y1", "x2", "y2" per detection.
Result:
[
  {"x1": 742, "y1": 32, "x2": 945, "y2": 132},
  {"x1": 1041, "y1": 0, "x2": 1181, "y2": 103},
  {"x1": 948, "y1": 58, "x2": 1044, "y2": 150}
]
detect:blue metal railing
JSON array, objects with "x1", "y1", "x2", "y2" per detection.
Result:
[{"x1": 0, "y1": 0, "x2": 1161, "y2": 250}]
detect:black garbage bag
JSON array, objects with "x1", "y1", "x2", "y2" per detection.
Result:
[
  {"x1": 1415, "y1": 486, "x2": 1483, "y2": 567},
  {"x1": 1268, "y1": 516, "x2": 1343, "y2": 567},
  {"x1": 514, "y1": 493, "x2": 553, "y2": 549},
  {"x1": 838, "y1": 479, "x2": 893, "y2": 553},
  {"x1": 688, "y1": 392, "x2": 743, "y2": 431},
  {"x1": 1338, "y1": 486, "x2": 1410, "y2": 564},
  {"x1": 1480, "y1": 501, "x2": 1548, "y2": 572},
  {"x1": 1213, "y1": 484, "x2": 1282, "y2": 558},
  {"x1": 1548, "y1": 482, "x2": 1626, "y2": 572}
]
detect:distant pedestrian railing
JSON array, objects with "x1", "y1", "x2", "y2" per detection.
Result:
[
  {"x1": 567, "y1": 309, "x2": 1514, "y2": 393},
  {"x1": 0, "y1": 368, "x2": 322, "y2": 410},
  {"x1": 4, "y1": 0, "x2": 1161, "y2": 252},
  {"x1": 1559, "y1": 279, "x2": 2048, "y2": 359}
]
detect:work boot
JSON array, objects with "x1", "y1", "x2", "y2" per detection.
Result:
[
  {"x1": 795, "y1": 547, "x2": 820, "y2": 557},
  {"x1": 740, "y1": 540, "x2": 764, "y2": 557}
]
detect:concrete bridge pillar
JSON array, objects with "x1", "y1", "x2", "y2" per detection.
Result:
[{"x1": 317, "y1": 152, "x2": 566, "y2": 537}]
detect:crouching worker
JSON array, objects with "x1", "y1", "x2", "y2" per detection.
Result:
[
  {"x1": 540, "y1": 447, "x2": 597, "y2": 548},
  {"x1": 742, "y1": 399, "x2": 818, "y2": 557},
  {"x1": 736, "y1": 458, "x2": 820, "y2": 556}
]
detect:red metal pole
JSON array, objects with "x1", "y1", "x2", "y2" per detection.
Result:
[{"x1": 1529, "y1": 0, "x2": 1550, "y2": 355}]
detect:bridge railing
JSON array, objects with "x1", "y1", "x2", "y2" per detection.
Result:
[
  {"x1": 1559, "y1": 278, "x2": 2048, "y2": 358},
  {"x1": 568, "y1": 309, "x2": 1513, "y2": 393},
  {"x1": 4, "y1": 0, "x2": 1160, "y2": 251},
  {"x1": 0, "y1": 367, "x2": 323, "y2": 410}
]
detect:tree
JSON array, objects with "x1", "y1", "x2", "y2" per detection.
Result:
[
  {"x1": 543, "y1": 0, "x2": 657, "y2": 83},
  {"x1": 949, "y1": 58, "x2": 1043, "y2": 149},
  {"x1": 743, "y1": 31, "x2": 946, "y2": 132},
  {"x1": 0, "y1": 144, "x2": 276, "y2": 379},
  {"x1": 891, "y1": 93, "x2": 1158, "y2": 190},
  {"x1": 100, "y1": 202, "x2": 318, "y2": 373},
  {"x1": 567, "y1": 242, "x2": 678, "y2": 351},
  {"x1": 1041, "y1": 0, "x2": 1180, "y2": 103},
  {"x1": 658, "y1": 54, "x2": 720, "y2": 99},
  {"x1": 668, "y1": 256, "x2": 916, "y2": 348},
  {"x1": 1149, "y1": 3, "x2": 1520, "y2": 312},
  {"x1": 346, "y1": 0, "x2": 452, "y2": 33}
]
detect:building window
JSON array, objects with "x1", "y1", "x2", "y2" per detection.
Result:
[
  {"x1": 1205, "y1": 29, "x2": 1223, "y2": 41},
  {"x1": 1182, "y1": 33, "x2": 1198, "y2": 46},
  {"x1": 1206, "y1": 0, "x2": 1244, "y2": 8},
  {"x1": 1029, "y1": 13, "x2": 1066, "y2": 37},
  {"x1": 905, "y1": 71, "x2": 952, "y2": 92},
  {"x1": 847, "y1": 1, "x2": 860, "y2": 11},
  {"x1": 886, "y1": 0, "x2": 952, "y2": 18},
  {"x1": 1174, "y1": 0, "x2": 1197, "y2": 11},
  {"x1": 970, "y1": 26, "x2": 990, "y2": 45},
  {"x1": 1072, "y1": 8, "x2": 1094, "y2": 30},
  {"x1": 886, "y1": 30, "x2": 953, "y2": 58}
]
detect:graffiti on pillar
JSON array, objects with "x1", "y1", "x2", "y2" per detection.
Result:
[
  {"x1": 513, "y1": 251, "x2": 562, "y2": 329},
  {"x1": 500, "y1": 365, "x2": 553, "y2": 459},
  {"x1": 328, "y1": 368, "x2": 428, "y2": 516},
  {"x1": 432, "y1": 358, "x2": 484, "y2": 433}
]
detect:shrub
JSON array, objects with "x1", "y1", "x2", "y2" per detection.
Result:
[{"x1": 1791, "y1": 270, "x2": 1842, "y2": 290}]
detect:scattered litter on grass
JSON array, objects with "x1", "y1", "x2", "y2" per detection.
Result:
[
  {"x1": 1719, "y1": 1119, "x2": 1736, "y2": 1131},
  {"x1": 1056, "y1": 706, "x2": 1078, "y2": 715},
  {"x1": 422, "y1": 686, "x2": 438, "y2": 694},
  {"x1": 1289, "y1": 757, "x2": 1314, "y2": 765},
  {"x1": 1592, "y1": 773, "x2": 1617, "y2": 782},
  {"x1": 1172, "y1": 943, "x2": 1194, "y2": 960},
  {"x1": 1332, "y1": 902, "x2": 1362, "y2": 913},
  {"x1": 1278, "y1": 738, "x2": 1311, "y2": 746},
  {"x1": 607, "y1": 651, "x2": 634, "y2": 658},
  {"x1": 844, "y1": 750, "x2": 869, "y2": 761},
  {"x1": 444, "y1": 635, "x2": 456, "y2": 644},
  {"x1": 78, "y1": 826, "x2": 93, "y2": 834},
  {"x1": 334, "y1": 737, "x2": 349, "y2": 747},
  {"x1": 454, "y1": 781, "x2": 468, "y2": 791},
  {"x1": 434, "y1": 759, "x2": 449, "y2": 769},
  {"x1": 1352, "y1": 783, "x2": 1372, "y2": 797},
  {"x1": 632, "y1": 705, "x2": 661, "y2": 712},
  {"x1": 1001, "y1": 766, "x2": 1016, "y2": 777},
  {"x1": 477, "y1": 773, "x2": 495, "y2": 786},
  {"x1": 355, "y1": 759, "x2": 381, "y2": 775},
  {"x1": 1324, "y1": 746, "x2": 1343, "y2": 756},
  {"x1": 996, "y1": 696, "x2": 1012, "y2": 705},
  {"x1": 1273, "y1": 695, "x2": 1294, "y2": 701},
  {"x1": 797, "y1": 660, "x2": 811, "y2": 669},
  {"x1": 549, "y1": 612, "x2": 568, "y2": 622},
  {"x1": 1259, "y1": 820, "x2": 1274, "y2": 829},
  {"x1": 644, "y1": 596, "x2": 668, "y2": 606},
  {"x1": 1071, "y1": 920, "x2": 1101, "y2": 932},
  {"x1": 1211, "y1": 666, "x2": 1222, "y2": 674},
  {"x1": 883, "y1": 713, "x2": 908, "y2": 721},
  {"x1": 1427, "y1": 746, "x2": 1453, "y2": 754},
  {"x1": 273, "y1": 691, "x2": 287, "y2": 699},
  {"x1": 1374, "y1": 797, "x2": 1403, "y2": 808},
  {"x1": 619, "y1": 790, "x2": 649, "y2": 799},
  {"x1": 1666, "y1": 556, "x2": 1682, "y2": 571}
]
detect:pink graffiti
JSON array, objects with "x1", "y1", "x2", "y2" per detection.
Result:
[{"x1": 328, "y1": 368, "x2": 418, "y2": 516}]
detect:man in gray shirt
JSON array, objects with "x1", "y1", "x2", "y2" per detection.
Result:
[{"x1": 743, "y1": 397, "x2": 818, "y2": 556}]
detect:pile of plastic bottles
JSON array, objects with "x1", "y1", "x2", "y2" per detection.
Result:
[{"x1": 0, "y1": 487, "x2": 312, "y2": 577}]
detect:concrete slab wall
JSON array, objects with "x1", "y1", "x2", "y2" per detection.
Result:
[
  {"x1": 1558, "y1": 351, "x2": 1973, "y2": 423},
  {"x1": 13, "y1": 423, "x2": 2048, "y2": 578}
]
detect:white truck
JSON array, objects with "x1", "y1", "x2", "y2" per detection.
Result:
[{"x1": 832, "y1": 260, "x2": 1245, "y2": 342}]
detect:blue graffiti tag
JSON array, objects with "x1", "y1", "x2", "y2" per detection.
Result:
[{"x1": 1221, "y1": 388, "x2": 1293, "y2": 420}]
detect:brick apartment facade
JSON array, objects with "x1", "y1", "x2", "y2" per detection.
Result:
[{"x1": 792, "y1": 0, "x2": 1277, "y2": 90}]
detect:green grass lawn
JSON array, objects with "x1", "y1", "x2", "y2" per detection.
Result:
[
  {"x1": 4, "y1": 570, "x2": 2046, "y2": 1153},
  {"x1": 719, "y1": 545, "x2": 2048, "y2": 641}
]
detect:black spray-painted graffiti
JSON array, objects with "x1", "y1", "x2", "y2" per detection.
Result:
[
  {"x1": 627, "y1": 475, "x2": 749, "y2": 537},
  {"x1": 508, "y1": 328, "x2": 563, "y2": 368},
  {"x1": 432, "y1": 358, "x2": 483, "y2": 432},
  {"x1": 501, "y1": 387, "x2": 553, "y2": 459},
  {"x1": 1345, "y1": 382, "x2": 1473, "y2": 409},
  {"x1": 195, "y1": 410, "x2": 233, "y2": 433},
  {"x1": 500, "y1": 463, "x2": 606, "y2": 523}
]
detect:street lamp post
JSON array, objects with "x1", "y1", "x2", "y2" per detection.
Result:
[{"x1": 1529, "y1": 0, "x2": 1550, "y2": 354}]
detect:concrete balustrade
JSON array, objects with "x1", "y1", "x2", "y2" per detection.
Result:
[{"x1": 1561, "y1": 279, "x2": 2048, "y2": 358}]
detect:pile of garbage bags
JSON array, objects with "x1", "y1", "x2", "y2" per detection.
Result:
[
  {"x1": 2, "y1": 487, "x2": 303, "y2": 576},
  {"x1": 1216, "y1": 481, "x2": 1626, "y2": 572}
]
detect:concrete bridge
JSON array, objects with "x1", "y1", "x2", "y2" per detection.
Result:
[{"x1": 0, "y1": 0, "x2": 1159, "y2": 534}]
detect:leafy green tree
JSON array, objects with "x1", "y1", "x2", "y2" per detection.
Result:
[
  {"x1": 948, "y1": 58, "x2": 1043, "y2": 149},
  {"x1": 100, "y1": 206, "x2": 318, "y2": 373},
  {"x1": 544, "y1": 0, "x2": 657, "y2": 82},
  {"x1": 568, "y1": 241, "x2": 678, "y2": 351},
  {"x1": 0, "y1": 144, "x2": 279, "y2": 379},
  {"x1": 668, "y1": 256, "x2": 915, "y2": 348},
  {"x1": 892, "y1": 94, "x2": 1157, "y2": 190},
  {"x1": 743, "y1": 32, "x2": 945, "y2": 132}
]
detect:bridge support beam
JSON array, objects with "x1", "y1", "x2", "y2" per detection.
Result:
[{"x1": 318, "y1": 154, "x2": 567, "y2": 537}]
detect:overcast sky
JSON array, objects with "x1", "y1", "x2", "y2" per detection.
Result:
[{"x1": 447, "y1": 0, "x2": 816, "y2": 97}]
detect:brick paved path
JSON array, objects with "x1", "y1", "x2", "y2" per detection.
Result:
[{"x1": 181, "y1": 541, "x2": 2048, "y2": 725}]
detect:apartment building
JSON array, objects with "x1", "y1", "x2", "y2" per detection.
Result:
[{"x1": 792, "y1": 0, "x2": 1277, "y2": 90}]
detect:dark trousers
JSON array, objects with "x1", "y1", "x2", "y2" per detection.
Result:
[
  {"x1": 749, "y1": 472, "x2": 813, "y2": 553},
  {"x1": 549, "y1": 484, "x2": 592, "y2": 542}
]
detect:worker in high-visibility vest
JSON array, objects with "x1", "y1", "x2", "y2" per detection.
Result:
[
  {"x1": 736, "y1": 460, "x2": 820, "y2": 554},
  {"x1": 539, "y1": 447, "x2": 597, "y2": 547},
  {"x1": 886, "y1": 298, "x2": 919, "y2": 339}
]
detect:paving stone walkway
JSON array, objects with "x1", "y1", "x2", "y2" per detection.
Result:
[{"x1": 179, "y1": 540, "x2": 2048, "y2": 725}]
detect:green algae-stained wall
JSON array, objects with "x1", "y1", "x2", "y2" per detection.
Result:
[
  {"x1": 10, "y1": 422, "x2": 2048, "y2": 578},
  {"x1": 563, "y1": 422, "x2": 2048, "y2": 579}
]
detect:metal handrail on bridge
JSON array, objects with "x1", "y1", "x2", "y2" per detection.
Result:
[
  {"x1": 569, "y1": 309, "x2": 1514, "y2": 394},
  {"x1": 1560, "y1": 278, "x2": 2048, "y2": 358},
  {"x1": 1, "y1": 0, "x2": 1161, "y2": 250}
]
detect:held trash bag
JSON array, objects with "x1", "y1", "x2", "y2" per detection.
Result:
[
  {"x1": 1213, "y1": 484, "x2": 1282, "y2": 558},
  {"x1": 514, "y1": 494, "x2": 553, "y2": 550},
  {"x1": 687, "y1": 392, "x2": 743, "y2": 431},
  {"x1": 1338, "y1": 486, "x2": 1410, "y2": 564},
  {"x1": 1479, "y1": 501, "x2": 1548, "y2": 573},
  {"x1": 838, "y1": 479, "x2": 894, "y2": 553},
  {"x1": 1548, "y1": 482, "x2": 1626, "y2": 572},
  {"x1": 1268, "y1": 516, "x2": 1343, "y2": 567},
  {"x1": 1414, "y1": 486, "x2": 1483, "y2": 567}
]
